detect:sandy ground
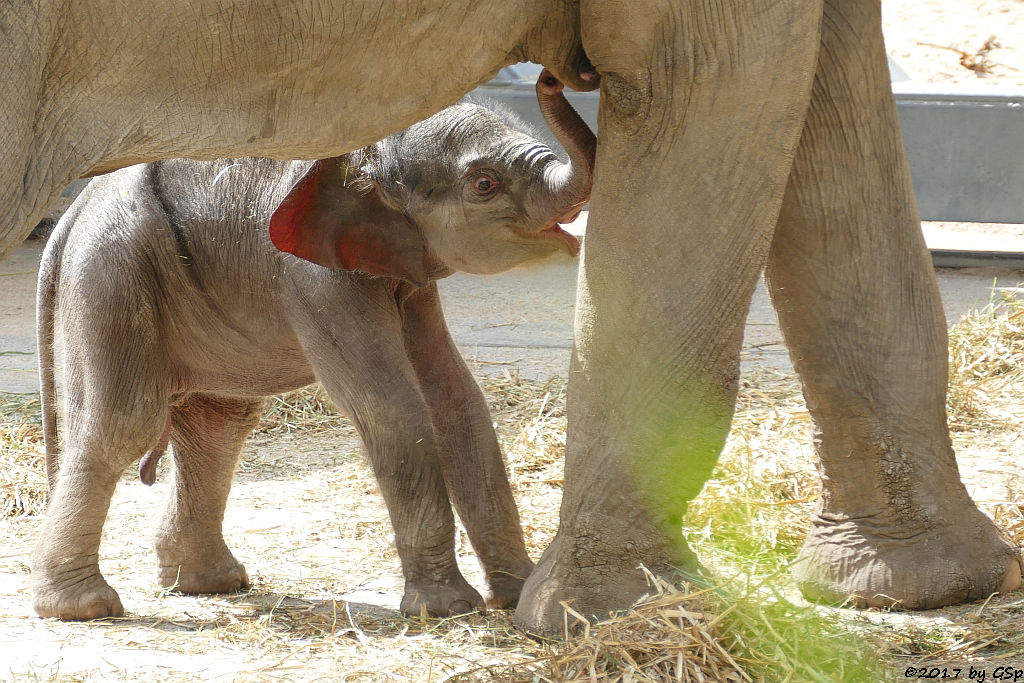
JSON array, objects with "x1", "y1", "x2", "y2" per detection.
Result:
[
  {"x1": 883, "y1": 0, "x2": 1023, "y2": 87},
  {"x1": 0, "y1": 2, "x2": 1022, "y2": 680}
]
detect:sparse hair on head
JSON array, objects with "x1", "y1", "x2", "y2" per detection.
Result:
[{"x1": 459, "y1": 93, "x2": 542, "y2": 140}]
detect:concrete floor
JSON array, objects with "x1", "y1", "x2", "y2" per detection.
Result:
[{"x1": 3, "y1": 217, "x2": 1024, "y2": 394}]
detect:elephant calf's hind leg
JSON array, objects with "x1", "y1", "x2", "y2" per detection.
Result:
[
  {"x1": 33, "y1": 459, "x2": 130, "y2": 620},
  {"x1": 33, "y1": 327, "x2": 170, "y2": 620},
  {"x1": 154, "y1": 395, "x2": 262, "y2": 594}
]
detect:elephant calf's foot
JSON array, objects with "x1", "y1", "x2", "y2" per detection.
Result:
[
  {"x1": 483, "y1": 561, "x2": 535, "y2": 610},
  {"x1": 401, "y1": 576, "x2": 486, "y2": 617},
  {"x1": 157, "y1": 545, "x2": 249, "y2": 594},
  {"x1": 33, "y1": 568, "x2": 124, "y2": 620},
  {"x1": 796, "y1": 512, "x2": 1022, "y2": 609}
]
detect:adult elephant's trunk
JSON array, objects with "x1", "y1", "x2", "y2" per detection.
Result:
[{"x1": 536, "y1": 69, "x2": 596, "y2": 222}]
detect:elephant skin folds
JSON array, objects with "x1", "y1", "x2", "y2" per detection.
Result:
[{"x1": 796, "y1": 514, "x2": 1022, "y2": 610}]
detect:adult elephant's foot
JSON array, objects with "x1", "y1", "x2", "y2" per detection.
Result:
[
  {"x1": 400, "y1": 575, "x2": 486, "y2": 617},
  {"x1": 796, "y1": 509, "x2": 1022, "y2": 609},
  {"x1": 513, "y1": 526, "x2": 680, "y2": 635},
  {"x1": 33, "y1": 565, "x2": 124, "y2": 620},
  {"x1": 156, "y1": 540, "x2": 249, "y2": 594}
]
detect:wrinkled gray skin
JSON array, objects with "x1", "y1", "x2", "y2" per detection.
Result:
[
  {"x1": 32, "y1": 79, "x2": 595, "y2": 621},
  {"x1": 5, "y1": 0, "x2": 1021, "y2": 635}
]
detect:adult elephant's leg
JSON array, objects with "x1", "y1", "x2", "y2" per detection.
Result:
[
  {"x1": 765, "y1": 0, "x2": 1021, "y2": 609},
  {"x1": 516, "y1": 0, "x2": 823, "y2": 630}
]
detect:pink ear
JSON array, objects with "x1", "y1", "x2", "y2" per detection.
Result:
[{"x1": 270, "y1": 158, "x2": 430, "y2": 286}]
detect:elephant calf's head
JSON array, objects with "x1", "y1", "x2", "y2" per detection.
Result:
[{"x1": 270, "y1": 71, "x2": 595, "y2": 285}]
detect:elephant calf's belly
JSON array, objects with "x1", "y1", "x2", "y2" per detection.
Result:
[{"x1": 172, "y1": 347, "x2": 316, "y2": 399}]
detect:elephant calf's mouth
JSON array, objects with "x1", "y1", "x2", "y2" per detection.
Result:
[
  {"x1": 536, "y1": 221, "x2": 581, "y2": 257},
  {"x1": 528, "y1": 207, "x2": 584, "y2": 257}
]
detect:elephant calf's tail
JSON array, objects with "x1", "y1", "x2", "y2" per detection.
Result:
[{"x1": 36, "y1": 225, "x2": 67, "y2": 497}]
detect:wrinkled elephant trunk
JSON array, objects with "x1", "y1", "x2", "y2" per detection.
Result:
[{"x1": 536, "y1": 69, "x2": 596, "y2": 221}]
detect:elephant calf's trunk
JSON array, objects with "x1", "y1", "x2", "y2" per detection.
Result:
[{"x1": 536, "y1": 69, "x2": 596, "y2": 211}]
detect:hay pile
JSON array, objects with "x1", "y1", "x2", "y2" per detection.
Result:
[
  {"x1": 258, "y1": 385, "x2": 352, "y2": 435},
  {"x1": 540, "y1": 577, "x2": 749, "y2": 682},
  {"x1": 947, "y1": 290, "x2": 1024, "y2": 430},
  {"x1": 0, "y1": 393, "x2": 46, "y2": 517}
]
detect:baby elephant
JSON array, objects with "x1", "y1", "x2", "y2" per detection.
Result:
[{"x1": 33, "y1": 71, "x2": 594, "y2": 621}]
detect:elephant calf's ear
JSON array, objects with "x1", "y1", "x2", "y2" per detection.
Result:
[{"x1": 270, "y1": 158, "x2": 430, "y2": 286}]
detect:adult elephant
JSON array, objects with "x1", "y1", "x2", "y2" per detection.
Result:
[
  {"x1": 518, "y1": 0, "x2": 1022, "y2": 630},
  {"x1": 1, "y1": 0, "x2": 1019, "y2": 633}
]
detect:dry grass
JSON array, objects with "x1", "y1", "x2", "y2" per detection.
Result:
[
  {"x1": 688, "y1": 369, "x2": 817, "y2": 577},
  {"x1": 541, "y1": 575, "x2": 749, "y2": 683},
  {"x1": 480, "y1": 370, "x2": 568, "y2": 556},
  {"x1": 947, "y1": 288, "x2": 1024, "y2": 431},
  {"x1": 258, "y1": 385, "x2": 354, "y2": 436},
  {"x1": 0, "y1": 392, "x2": 46, "y2": 518},
  {"x1": 3, "y1": 291, "x2": 1024, "y2": 680},
  {"x1": 917, "y1": 37, "x2": 1009, "y2": 75}
]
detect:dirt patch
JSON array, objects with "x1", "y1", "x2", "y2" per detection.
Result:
[{"x1": 882, "y1": 0, "x2": 1024, "y2": 87}]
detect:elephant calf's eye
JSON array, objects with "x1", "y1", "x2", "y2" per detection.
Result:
[{"x1": 472, "y1": 174, "x2": 500, "y2": 197}]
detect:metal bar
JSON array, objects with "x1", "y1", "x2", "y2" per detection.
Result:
[
  {"x1": 476, "y1": 76, "x2": 1024, "y2": 226},
  {"x1": 893, "y1": 84, "x2": 1024, "y2": 224},
  {"x1": 930, "y1": 249, "x2": 1024, "y2": 269}
]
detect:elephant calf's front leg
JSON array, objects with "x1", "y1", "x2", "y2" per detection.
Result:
[
  {"x1": 347, "y1": 371, "x2": 489, "y2": 615},
  {"x1": 351, "y1": 397, "x2": 486, "y2": 616},
  {"x1": 153, "y1": 395, "x2": 262, "y2": 595},
  {"x1": 296, "y1": 295, "x2": 486, "y2": 617},
  {"x1": 401, "y1": 283, "x2": 535, "y2": 609}
]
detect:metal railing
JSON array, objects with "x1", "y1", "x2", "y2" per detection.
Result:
[{"x1": 476, "y1": 64, "x2": 1024, "y2": 266}]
